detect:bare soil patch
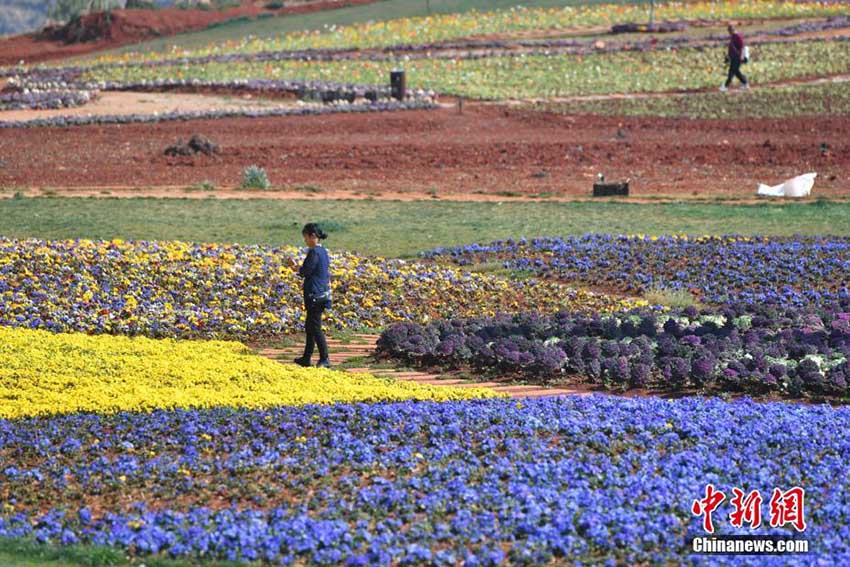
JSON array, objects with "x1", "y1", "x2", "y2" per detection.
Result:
[
  {"x1": 0, "y1": 91, "x2": 289, "y2": 122},
  {"x1": 1, "y1": 103, "x2": 848, "y2": 198}
]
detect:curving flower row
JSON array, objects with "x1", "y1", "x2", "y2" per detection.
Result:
[
  {"x1": 0, "y1": 237, "x2": 640, "y2": 339},
  {"x1": 0, "y1": 98, "x2": 436, "y2": 129},
  {"x1": 1, "y1": 396, "x2": 847, "y2": 564},
  {"x1": 76, "y1": 38, "x2": 850, "y2": 101},
  {"x1": 376, "y1": 302, "x2": 850, "y2": 398},
  {"x1": 8, "y1": 16, "x2": 846, "y2": 86},
  {"x1": 0, "y1": 326, "x2": 500, "y2": 419},
  {"x1": 423, "y1": 234, "x2": 850, "y2": 308}
]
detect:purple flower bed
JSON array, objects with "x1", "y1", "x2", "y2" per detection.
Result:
[
  {"x1": 377, "y1": 302, "x2": 850, "y2": 398},
  {"x1": 422, "y1": 235, "x2": 850, "y2": 309},
  {"x1": 1, "y1": 396, "x2": 846, "y2": 565}
]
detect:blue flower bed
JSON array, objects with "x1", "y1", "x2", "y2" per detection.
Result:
[
  {"x1": 422, "y1": 235, "x2": 850, "y2": 308},
  {"x1": 1, "y1": 397, "x2": 846, "y2": 565},
  {"x1": 377, "y1": 302, "x2": 850, "y2": 398}
]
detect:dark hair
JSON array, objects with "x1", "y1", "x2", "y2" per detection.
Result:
[{"x1": 302, "y1": 223, "x2": 328, "y2": 240}]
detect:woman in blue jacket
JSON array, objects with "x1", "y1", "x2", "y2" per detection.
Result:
[{"x1": 292, "y1": 223, "x2": 332, "y2": 368}]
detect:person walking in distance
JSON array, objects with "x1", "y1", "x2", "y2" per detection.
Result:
[
  {"x1": 291, "y1": 223, "x2": 332, "y2": 368},
  {"x1": 721, "y1": 24, "x2": 749, "y2": 92}
]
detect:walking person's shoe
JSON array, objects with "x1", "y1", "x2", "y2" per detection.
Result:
[
  {"x1": 740, "y1": 82, "x2": 750, "y2": 90},
  {"x1": 719, "y1": 85, "x2": 728, "y2": 92},
  {"x1": 293, "y1": 356, "x2": 311, "y2": 367},
  {"x1": 316, "y1": 359, "x2": 332, "y2": 369}
]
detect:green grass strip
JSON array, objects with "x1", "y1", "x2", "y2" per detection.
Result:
[
  {"x1": 0, "y1": 197, "x2": 847, "y2": 258},
  {"x1": 0, "y1": 537, "x2": 241, "y2": 567}
]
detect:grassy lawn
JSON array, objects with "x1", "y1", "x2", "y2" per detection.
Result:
[
  {"x1": 0, "y1": 197, "x2": 847, "y2": 258},
  {"x1": 0, "y1": 540, "x2": 242, "y2": 567}
]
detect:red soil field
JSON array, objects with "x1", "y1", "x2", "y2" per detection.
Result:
[{"x1": 1, "y1": 104, "x2": 848, "y2": 198}]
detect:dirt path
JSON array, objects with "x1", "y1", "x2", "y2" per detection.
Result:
[
  {"x1": 0, "y1": 91, "x2": 293, "y2": 123},
  {"x1": 257, "y1": 334, "x2": 592, "y2": 399},
  {"x1": 5, "y1": 185, "x2": 845, "y2": 205}
]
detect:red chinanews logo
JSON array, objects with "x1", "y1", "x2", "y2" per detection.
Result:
[{"x1": 692, "y1": 485, "x2": 806, "y2": 534}]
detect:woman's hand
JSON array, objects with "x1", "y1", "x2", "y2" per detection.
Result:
[{"x1": 285, "y1": 256, "x2": 298, "y2": 269}]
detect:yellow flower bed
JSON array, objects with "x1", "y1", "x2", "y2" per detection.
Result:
[{"x1": 0, "y1": 327, "x2": 500, "y2": 419}]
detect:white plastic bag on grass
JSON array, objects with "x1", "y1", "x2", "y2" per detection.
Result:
[{"x1": 757, "y1": 172, "x2": 817, "y2": 198}]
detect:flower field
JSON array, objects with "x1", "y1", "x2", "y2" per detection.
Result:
[
  {"x1": 4, "y1": 1, "x2": 848, "y2": 131},
  {"x1": 2, "y1": 396, "x2": 848, "y2": 564},
  {"x1": 379, "y1": 235, "x2": 850, "y2": 398},
  {"x1": 4, "y1": 0, "x2": 850, "y2": 564},
  {"x1": 377, "y1": 303, "x2": 850, "y2": 398},
  {"x1": 424, "y1": 234, "x2": 850, "y2": 307},
  {"x1": 0, "y1": 326, "x2": 499, "y2": 419},
  {"x1": 78, "y1": 39, "x2": 850, "y2": 100},
  {"x1": 81, "y1": 0, "x2": 848, "y2": 64},
  {"x1": 0, "y1": 237, "x2": 639, "y2": 339}
]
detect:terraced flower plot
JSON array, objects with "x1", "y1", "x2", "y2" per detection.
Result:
[
  {"x1": 3, "y1": 0, "x2": 850, "y2": 564},
  {"x1": 78, "y1": 39, "x2": 850, "y2": 100},
  {"x1": 0, "y1": 326, "x2": 499, "y2": 419},
  {"x1": 81, "y1": 0, "x2": 849, "y2": 63},
  {"x1": 1, "y1": 396, "x2": 846, "y2": 564},
  {"x1": 0, "y1": 237, "x2": 639, "y2": 339},
  {"x1": 424, "y1": 234, "x2": 850, "y2": 307}
]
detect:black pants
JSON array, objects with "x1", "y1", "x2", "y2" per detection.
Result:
[
  {"x1": 725, "y1": 57, "x2": 748, "y2": 87},
  {"x1": 302, "y1": 301, "x2": 328, "y2": 362}
]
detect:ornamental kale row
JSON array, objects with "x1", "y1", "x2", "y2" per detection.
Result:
[
  {"x1": 0, "y1": 89, "x2": 96, "y2": 111},
  {"x1": 0, "y1": 99, "x2": 436, "y2": 129},
  {"x1": 423, "y1": 235, "x2": 850, "y2": 309},
  {"x1": 1, "y1": 397, "x2": 848, "y2": 565},
  {"x1": 377, "y1": 303, "x2": 850, "y2": 398}
]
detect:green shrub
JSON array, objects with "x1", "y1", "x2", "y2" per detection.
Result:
[
  {"x1": 645, "y1": 286, "x2": 703, "y2": 309},
  {"x1": 241, "y1": 165, "x2": 270, "y2": 190},
  {"x1": 125, "y1": 0, "x2": 157, "y2": 9}
]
